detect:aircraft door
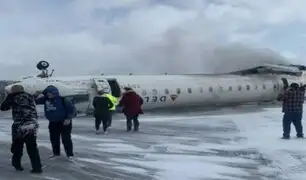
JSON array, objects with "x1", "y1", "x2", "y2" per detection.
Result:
[
  {"x1": 87, "y1": 78, "x2": 112, "y2": 113},
  {"x1": 281, "y1": 78, "x2": 289, "y2": 90},
  {"x1": 93, "y1": 78, "x2": 111, "y2": 93}
]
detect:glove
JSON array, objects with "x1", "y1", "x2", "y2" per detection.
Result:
[
  {"x1": 63, "y1": 119, "x2": 71, "y2": 126},
  {"x1": 33, "y1": 91, "x2": 42, "y2": 96}
]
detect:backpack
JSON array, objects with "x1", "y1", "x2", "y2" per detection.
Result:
[{"x1": 61, "y1": 97, "x2": 77, "y2": 118}]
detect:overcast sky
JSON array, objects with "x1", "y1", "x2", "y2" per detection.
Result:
[{"x1": 0, "y1": 0, "x2": 305, "y2": 79}]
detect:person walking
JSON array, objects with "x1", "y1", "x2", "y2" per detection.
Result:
[
  {"x1": 103, "y1": 92, "x2": 118, "y2": 127},
  {"x1": 92, "y1": 90, "x2": 114, "y2": 134},
  {"x1": 35, "y1": 85, "x2": 76, "y2": 159},
  {"x1": 1, "y1": 84, "x2": 42, "y2": 173},
  {"x1": 118, "y1": 87, "x2": 143, "y2": 132}
]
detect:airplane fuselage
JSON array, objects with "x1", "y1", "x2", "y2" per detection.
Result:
[{"x1": 5, "y1": 72, "x2": 306, "y2": 114}]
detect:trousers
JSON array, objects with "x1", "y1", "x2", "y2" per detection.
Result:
[
  {"x1": 11, "y1": 134, "x2": 42, "y2": 171},
  {"x1": 283, "y1": 112, "x2": 303, "y2": 137},
  {"x1": 48, "y1": 121, "x2": 74, "y2": 157},
  {"x1": 95, "y1": 114, "x2": 110, "y2": 132},
  {"x1": 126, "y1": 114, "x2": 139, "y2": 131}
]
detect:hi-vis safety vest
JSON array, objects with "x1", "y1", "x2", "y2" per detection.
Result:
[{"x1": 104, "y1": 93, "x2": 118, "y2": 111}]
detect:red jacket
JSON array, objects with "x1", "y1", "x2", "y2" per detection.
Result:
[{"x1": 119, "y1": 90, "x2": 143, "y2": 117}]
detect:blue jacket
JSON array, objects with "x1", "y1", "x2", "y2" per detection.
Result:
[{"x1": 35, "y1": 85, "x2": 75, "y2": 122}]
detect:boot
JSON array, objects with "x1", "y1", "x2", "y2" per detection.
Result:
[
  {"x1": 12, "y1": 157, "x2": 24, "y2": 171},
  {"x1": 126, "y1": 122, "x2": 132, "y2": 132},
  {"x1": 13, "y1": 164, "x2": 24, "y2": 171},
  {"x1": 133, "y1": 125, "x2": 139, "y2": 132},
  {"x1": 30, "y1": 169, "x2": 43, "y2": 174}
]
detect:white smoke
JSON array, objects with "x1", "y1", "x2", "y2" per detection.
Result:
[
  {"x1": 125, "y1": 26, "x2": 289, "y2": 74},
  {"x1": 0, "y1": 0, "x2": 295, "y2": 78}
]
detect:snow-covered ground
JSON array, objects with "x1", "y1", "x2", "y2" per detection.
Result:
[{"x1": 0, "y1": 106, "x2": 305, "y2": 180}]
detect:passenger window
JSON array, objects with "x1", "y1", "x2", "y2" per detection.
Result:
[
  {"x1": 262, "y1": 84, "x2": 266, "y2": 89},
  {"x1": 187, "y1": 88, "x2": 192, "y2": 93},
  {"x1": 176, "y1": 88, "x2": 181, "y2": 94},
  {"x1": 91, "y1": 84, "x2": 97, "y2": 88},
  {"x1": 228, "y1": 86, "x2": 232, "y2": 91},
  {"x1": 199, "y1": 87, "x2": 203, "y2": 93},
  {"x1": 165, "y1": 89, "x2": 169, "y2": 94},
  {"x1": 209, "y1": 87, "x2": 213, "y2": 92},
  {"x1": 152, "y1": 89, "x2": 158, "y2": 95},
  {"x1": 255, "y1": 85, "x2": 258, "y2": 90},
  {"x1": 238, "y1": 85, "x2": 242, "y2": 91},
  {"x1": 142, "y1": 90, "x2": 147, "y2": 96},
  {"x1": 273, "y1": 84, "x2": 277, "y2": 91},
  {"x1": 246, "y1": 85, "x2": 250, "y2": 91},
  {"x1": 218, "y1": 86, "x2": 223, "y2": 92}
]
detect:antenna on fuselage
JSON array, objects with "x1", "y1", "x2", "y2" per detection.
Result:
[{"x1": 36, "y1": 60, "x2": 54, "y2": 78}]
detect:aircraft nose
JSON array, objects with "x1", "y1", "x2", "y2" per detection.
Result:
[
  {"x1": 4, "y1": 83, "x2": 21, "y2": 93},
  {"x1": 4, "y1": 84, "x2": 12, "y2": 93}
]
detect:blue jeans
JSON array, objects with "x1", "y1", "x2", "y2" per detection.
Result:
[{"x1": 283, "y1": 112, "x2": 303, "y2": 138}]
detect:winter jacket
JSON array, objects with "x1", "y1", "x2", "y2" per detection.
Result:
[
  {"x1": 118, "y1": 90, "x2": 143, "y2": 117},
  {"x1": 92, "y1": 94, "x2": 114, "y2": 117},
  {"x1": 35, "y1": 85, "x2": 76, "y2": 122},
  {"x1": 0, "y1": 92, "x2": 38, "y2": 140},
  {"x1": 104, "y1": 93, "x2": 118, "y2": 111}
]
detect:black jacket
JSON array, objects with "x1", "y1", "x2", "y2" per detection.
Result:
[
  {"x1": 0, "y1": 92, "x2": 38, "y2": 139},
  {"x1": 92, "y1": 95, "x2": 114, "y2": 116}
]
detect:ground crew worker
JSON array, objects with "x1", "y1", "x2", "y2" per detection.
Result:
[
  {"x1": 93, "y1": 90, "x2": 114, "y2": 134},
  {"x1": 278, "y1": 83, "x2": 305, "y2": 139},
  {"x1": 0, "y1": 85, "x2": 42, "y2": 173},
  {"x1": 103, "y1": 92, "x2": 118, "y2": 127}
]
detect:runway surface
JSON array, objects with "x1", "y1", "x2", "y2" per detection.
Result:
[{"x1": 0, "y1": 105, "x2": 306, "y2": 180}]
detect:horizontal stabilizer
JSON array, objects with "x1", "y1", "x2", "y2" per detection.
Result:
[{"x1": 231, "y1": 63, "x2": 303, "y2": 76}]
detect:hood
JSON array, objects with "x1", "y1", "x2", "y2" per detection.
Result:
[
  {"x1": 123, "y1": 90, "x2": 136, "y2": 95},
  {"x1": 10, "y1": 84, "x2": 25, "y2": 93},
  {"x1": 43, "y1": 85, "x2": 60, "y2": 98}
]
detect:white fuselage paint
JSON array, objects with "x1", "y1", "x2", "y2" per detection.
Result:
[{"x1": 4, "y1": 73, "x2": 306, "y2": 113}]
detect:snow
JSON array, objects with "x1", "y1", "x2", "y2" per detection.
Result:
[
  {"x1": 113, "y1": 166, "x2": 149, "y2": 174},
  {"x1": 72, "y1": 134, "x2": 123, "y2": 143},
  {"x1": 111, "y1": 155, "x2": 249, "y2": 180},
  {"x1": 76, "y1": 157, "x2": 116, "y2": 166},
  {"x1": 104, "y1": 106, "x2": 306, "y2": 179},
  {"x1": 2, "y1": 105, "x2": 306, "y2": 179},
  {"x1": 97, "y1": 143, "x2": 145, "y2": 152},
  {"x1": 232, "y1": 106, "x2": 306, "y2": 180}
]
